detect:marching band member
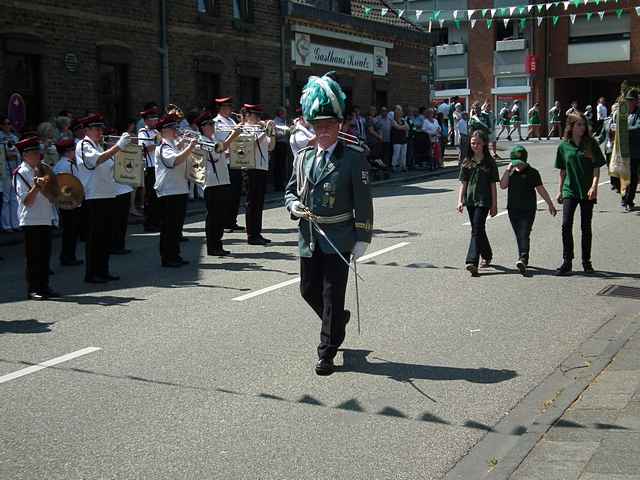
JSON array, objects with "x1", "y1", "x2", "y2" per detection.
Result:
[
  {"x1": 194, "y1": 111, "x2": 240, "y2": 256},
  {"x1": 14, "y1": 137, "x2": 59, "y2": 300},
  {"x1": 290, "y1": 114, "x2": 316, "y2": 156},
  {"x1": 138, "y1": 106, "x2": 161, "y2": 232},
  {"x1": 1, "y1": 115, "x2": 20, "y2": 232},
  {"x1": 213, "y1": 97, "x2": 244, "y2": 233},
  {"x1": 71, "y1": 117, "x2": 86, "y2": 145},
  {"x1": 111, "y1": 176, "x2": 133, "y2": 256},
  {"x1": 285, "y1": 72, "x2": 374, "y2": 376},
  {"x1": 76, "y1": 113, "x2": 130, "y2": 283},
  {"x1": 52, "y1": 138, "x2": 83, "y2": 266},
  {"x1": 154, "y1": 113, "x2": 196, "y2": 267},
  {"x1": 242, "y1": 104, "x2": 275, "y2": 246}
]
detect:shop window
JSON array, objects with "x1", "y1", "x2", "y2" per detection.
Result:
[
  {"x1": 3, "y1": 52, "x2": 42, "y2": 126},
  {"x1": 98, "y1": 63, "x2": 129, "y2": 131},
  {"x1": 233, "y1": 0, "x2": 254, "y2": 22},
  {"x1": 238, "y1": 75, "x2": 260, "y2": 105},
  {"x1": 496, "y1": 76, "x2": 528, "y2": 88},
  {"x1": 196, "y1": 72, "x2": 220, "y2": 109},
  {"x1": 197, "y1": 0, "x2": 218, "y2": 15},
  {"x1": 496, "y1": 21, "x2": 518, "y2": 41}
]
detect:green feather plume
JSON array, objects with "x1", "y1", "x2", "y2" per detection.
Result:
[{"x1": 300, "y1": 72, "x2": 346, "y2": 122}]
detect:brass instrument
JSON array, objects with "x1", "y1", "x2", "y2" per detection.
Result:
[
  {"x1": 177, "y1": 129, "x2": 221, "y2": 153},
  {"x1": 166, "y1": 104, "x2": 184, "y2": 119},
  {"x1": 33, "y1": 162, "x2": 59, "y2": 200},
  {"x1": 104, "y1": 135, "x2": 159, "y2": 143},
  {"x1": 54, "y1": 173, "x2": 84, "y2": 210}
]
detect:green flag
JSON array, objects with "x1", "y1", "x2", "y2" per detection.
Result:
[
  {"x1": 486, "y1": 19, "x2": 493, "y2": 29},
  {"x1": 586, "y1": 11, "x2": 594, "y2": 20},
  {"x1": 363, "y1": 6, "x2": 372, "y2": 16},
  {"x1": 518, "y1": 6, "x2": 526, "y2": 15},
  {"x1": 552, "y1": 15, "x2": 560, "y2": 25},
  {"x1": 520, "y1": 18, "x2": 527, "y2": 29},
  {"x1": 433, "y1": 10, "x2": 441, "y2": 19},
  {"x1": 454, "y1": 19, "x2": 461, "y2": 29},
  {"x1": 481, "y1": 8, "x2": 488, "y2": 17},
  {"x1": 615, "y1": 8, "x2": 623, "y2": 17},
  {"x1": 498, "y1": 7, "x2": 507, "y2": 16}
]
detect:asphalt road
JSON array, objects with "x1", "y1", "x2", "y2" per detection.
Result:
[{"x1": 1, "y1": 141, "x2": 639, "y2": 480}]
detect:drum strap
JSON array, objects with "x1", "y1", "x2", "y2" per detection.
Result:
[
  {"x1": 206, "y1": 150, "x2": 220, "y2": 182},
  {"x1": 159, "y1": 143, "x2": 175, "y2": 169}
]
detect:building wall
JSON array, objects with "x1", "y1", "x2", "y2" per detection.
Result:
[{"x1": 467, "y1": 0, "x2": 494, "y2": 105}]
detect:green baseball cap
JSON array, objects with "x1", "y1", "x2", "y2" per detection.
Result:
[{"x1": 510, "y1": 145, "x2": 528, "y2": 167}]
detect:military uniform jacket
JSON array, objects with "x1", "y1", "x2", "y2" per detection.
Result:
[{"x1": 285, "y1": 141, "x2": 373, "y2": 258}]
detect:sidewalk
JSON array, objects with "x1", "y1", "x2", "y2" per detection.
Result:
[
  {"x1": 510, "y1": 331, "x2": 640, "y2": 480},
  {"x1": 0, "y1": 158, "x2": 460, "y2": 248}
]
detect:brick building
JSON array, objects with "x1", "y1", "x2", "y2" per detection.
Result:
[{"x1": 0, "y1": 0, "x2": 430, "y2": 131}]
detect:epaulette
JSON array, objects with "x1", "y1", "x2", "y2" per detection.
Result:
[
  {"x1": 296, "y1": 145, "x2": 315, "y2": 156},
  {"x1": 345, "y1": 142, "x2": 365, "y2": 153}
]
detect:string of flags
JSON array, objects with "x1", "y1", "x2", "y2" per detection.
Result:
[{"x1": 361, "y1": 1, "x2": 640, "y2": 30}]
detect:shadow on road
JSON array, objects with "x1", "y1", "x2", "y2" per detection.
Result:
[
  {"x1": 339, "y1": 349, "x2": 518, "y2": 384},
  {"x1": 0, "y1": 319, "x2": 54, "y2": 334}
]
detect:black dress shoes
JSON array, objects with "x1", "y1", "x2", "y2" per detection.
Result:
[
  {"x1": 85, "y1": 276, "x2": 108, "y2": 284},
  {"x1": 555, "y1": 261, "x2": 573, "y2": 276},
  {"x1": 27, "y1": 292, "x2": 47, "y2": 301},
  {"x1": 247, "y1": 237, "x2": 268, "y2": 246},
  {"x1": 42, "y1": 289, "x2": 61, "y2": 298},
  {"x1": 178, "y1": 258, "x2": 190, "y2": 265},
  {"x1": 315, "y1": 358, "x2": 335, "y2": 376},
  {"x1": 99, "y1": 274, "x2": 120, "y2": 281},
  {"x1": 583, "y1": 261, "x2": 595, "y2": 274},
  {"x1": 259, "y1": 236, "x2": 272, "y2": 244},
  {"x1": 208, "y1": 249, "x2": 230, "y2": 256}
]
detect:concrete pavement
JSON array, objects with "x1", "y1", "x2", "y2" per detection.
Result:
[{"x1": 1, "y1": 140, "x2": 639, "y2": 479}]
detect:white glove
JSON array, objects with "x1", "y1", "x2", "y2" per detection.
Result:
[
  {"x1": 352, "y1": 241, "x2": 369, "y2": 260},
  {"x1": 116, "y1": 132, "x2": 131, "y2": 150},
  {"x1": 290, "y1": 201, "x2": 307, "y2": 218}
]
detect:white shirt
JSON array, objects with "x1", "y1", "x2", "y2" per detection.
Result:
[
  {"x1": 204, "y1": 135, "x2": 230, "y2": 187},
  {"x1": 213, "y1": 114, "x2": 237, "y2": 151},
  {"x1": 247, "y1": 130, "x2": 272, "y2": 172},
  {"x1": 290, "y1": 121, "x2": 315, "y2": 156},
  {"x1": 154, "y1": 139, "x2": 188, "y2": 197},
  {"x1": 76, "y1": 136, "x2": 116, "y2": 200},
  {"x1": 53, "y1": 155, "x2": 78, "y2": 176},
  {"x1": 437, "y1": 102, "x2": 450, "y2": 117},
  {"x1": 422, "y1": 118, "x2": 441, "y2": 137},
  {"x1": 597, "y1": 103, "x2": 608, "y2": 121},
  {"x1": 115, "y1": 182, "x2": 133, "y2": 196},
  {"x1": 138, "y1": 126, "x2": 159, "y2": 168},
  {"x1": 457, "y1": 118, "x2": 468, "y2": 136},
  {"x1": 316, "y1": 142, "x2": 338, "y2": 171},
  {"x1": 14, "y1": 162, "x2": 54, "y2": 226}
]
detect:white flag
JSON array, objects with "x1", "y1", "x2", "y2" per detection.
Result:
[
  {"x1": 527, "y1": 5, "x2": 534, "y2": 12},
  {"x1": 428, "y1": 21, "x2": 432, "y2": 32},
  {"x1": 416, "y1": 10, "x2": 423, "y2": 20},
  {"x1": 503, "y1": 18, "x2": 510, "y2": 28},
  {"x1": 598, "y1": 10, "x2": 605, "y2": 20},
  {"x1": 563, "y1": 1, "x2": 570, "y2": 10},
  {"x1": 509, "y1": 6, "x2": 516, "y2": 16},
  {"x1": 570, "y1": 14, "x2": 576, "y2": 23},
  {"x1": 380, "y1": 8, "x2": 388, "y2": 16},
  {"x1": 471, "y1": 19, "x2": 477, "y2": 28},
  {"x1": 468, "y1": 9, "x2": 475, "y2": 20},
  {"x1": 583, "y1": 0, "x2": 589, "y2": 5},
  {"x1": 398, "y1": 9, "x2": 405, "y2": 17},
  {"x1": 636, "y1": 6, "x2": 640, "y2": 16},
  {"x1": 537, "y1": 16, "x2": 544, "y2": 26},
  {"x1": 453, "y1": 10, "x2": 458, "y2": 19},
  {"x1": 439, "y1": 19, "x2": 445, "y2": 28},
  {"x1": 546, "y1": 2, "x2": 553, "y2": 9},
  {"x1": 490, "y1": 8, "x2": 497, "y2": 17}
]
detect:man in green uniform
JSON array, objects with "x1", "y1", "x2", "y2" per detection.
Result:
[{"x1": 285, "y1": 72, "x2": 374, "y2": 376}]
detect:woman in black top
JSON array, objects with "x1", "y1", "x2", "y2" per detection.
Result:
[{"x1": 457, "y1": 130, "x2": 499, "y2": 276}]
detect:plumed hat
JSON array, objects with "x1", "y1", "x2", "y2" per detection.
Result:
[{"x1": 300, "y1": 71, "x2": 346, "y2": 122}]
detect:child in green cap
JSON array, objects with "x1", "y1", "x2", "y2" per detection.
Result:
[{"x1": 500, "y1": 145, "x2": 557, "y2": 275}]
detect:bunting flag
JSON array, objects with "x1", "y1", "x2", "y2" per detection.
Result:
[
  {"x1": 490, "y1": 8, "x2": 497, "y2": 17},
  {"x1": 527, "y1": 5, "x2": 534, "y2": 13},
  {"x1": 584, "y1": 0, "x2": 589, "y2": 4},
  {"x1": 594, "y1": 0, "x2": 600, "y2": 4},
  {"x1": 518, "y1": 6, "x2": 526, "y2": 15},
  {"x1": 486, "y1": 19, "x2": 493, "y2": 29},
  {"x1": 615, "y1": 8, "x2": 623, "y2": 18},
  {"x1": 380, "y1": 8, "x2": 388, "y2": 16},
  {"x1": 520, "y1": 18, "x2": 527, "y2": 29},
  {"x1": 570, "y1": 13, "x2": 576, "y2": 23},
  {"x1": 433, "y1": 10, "x2": 441, "y2": 19},
  {"x1": 636, "y1": 6, "x2": 640, "y2": 16},
  {"x1": 553, "y1": 1, "x2": 560, "y2": 6},
  {"x1": 428, "y1": 21, "x2": 432, "y2": 32},
  {"x1": 416, "y1": 9, "x2": 423, "y2": 20},
  {"x1": 598, "y1": 10, "x2": 605, "y2": 20},
  {"x1": 454, "y1": 19, "x2": 461, "y2": 29},
  {"x1": 363, "y1": 6, "x2": 372, "y2": 16},
  {"x1": 468, "y1": 9, "x2": 475, "y2": 19},
  {"x1": 563, "y1": 1, "x2": 570, "y2": 10},
  {"x1": 471, "y1": 19, "x2": 477, "y2": 28},
  {"x1": 503, "y1": 18, "x2": 510, "y2": 27},
  {"x1": 398, "y1": 9, "x2": 404, "y2": 17},
  {"x1": 552, "y1": 15, "x2": 560, "y2": 25},
  {"x1": 537, "y1": 16, "x2": 544, "y2": 26},
  {"x1": 537, "y1": 4, "x2": 545, "y2": 13},
  {"x1": 453, "y1": 10, "x2": 458, "y2": 19},
  {"x1": 572, "y1": 0, "x2": 581, "y2": 6},
  {"x1": 586, "y1": 11, "x2": 594, "y2": 20},
  {"x1": 509, "y1": 6, "x2": 516, "y2": 16},
  {"x1": 439, "y1": 18, "x2": 445, "y2": 28},
  {"x1": 498, "y1": 7, "x2": 507, "y2": 16},
  {"x1": 482, "y1": 8, "x2": 489, "y2": 17},
  {"x1": 545, "y1": 3, "x2": 553, "y2": 10}
]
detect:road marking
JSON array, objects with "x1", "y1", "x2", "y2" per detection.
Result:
[
  {"x1": 0, "y1": 347, "x2": 101, "y2": 385},
  {"x1": 232, "y1": 242, "x2": 410, "y2": 302},
  {"x1": 463, "y1": 180, "x2": 610, "y2": 226}
]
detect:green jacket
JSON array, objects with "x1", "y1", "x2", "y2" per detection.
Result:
[{"x1": 285, "y1": 141, "x2": 374, "y2": 258}]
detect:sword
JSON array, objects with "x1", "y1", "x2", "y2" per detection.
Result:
[{"x1": 353, "y1": 258, "x2": 361, "y2": 335}]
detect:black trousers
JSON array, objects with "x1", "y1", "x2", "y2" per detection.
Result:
[
  {"x1": 111, "y1": 192, "x2": 131, "y2": 251},
  {"x1": 227, "y1": 168, "x2": 243, "y2": 228},
  {"x1": 159, "y1": 193, "x2": 187, "y2": 263},
  {"x1": 561, "y1": 197, "x2": 594, "y2": 262},
  {"x1": 85, "y1": 198, "x2": 114, "y2": 279},
  {"x1": 382, "y1": 142, "x2": 392, "y2": 168},
  {"x1": 508, "y1": 209, "x2": 536, "y2": 264},
  {"x1": 246, "y1": 170, "x2": 267, "y2": 239},
  {"x1": 300, "y1": 248, "x2": 351, "y2": 361},
  {"x1": 273, "y1": 141, "x2": 289, "y2": 191},
  {"x1": 144, "y1": 167, "x2": 160, "y2": 229},
  {"x1": 465, "y1": 206, "x2": 492, "y2": 266},
  {"x1": 205, "y1": 185, "x2": 231, "y2": 253},
  {"x1": 59, "y1": 208, "x2": 82, "y2": 262},
  {"x1": 622, "y1": 157, "x2": 639, "y2": 207},
  {"x1": 24, "y1": 225, "x2": 52, "y2": 293}
]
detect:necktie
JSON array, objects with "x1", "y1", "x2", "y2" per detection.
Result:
[{"x1": 314, "y1": 150, "x2": 328, "y2": 182}]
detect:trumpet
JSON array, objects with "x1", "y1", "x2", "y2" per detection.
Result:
[
  {"x1": 103, "y1": 135, "x2": 157, "y2": 143},
  {"x1": 176, "y1": 129, "x2": 220, "y2": 153}
]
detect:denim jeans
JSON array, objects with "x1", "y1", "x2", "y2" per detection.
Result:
[
  {"x1": 508, "y1": 209, "x2": 536, "y2": 264},
  {"x1": 465, "y1": 206, "x2": 492, "y2": 266}
]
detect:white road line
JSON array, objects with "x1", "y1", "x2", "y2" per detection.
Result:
[
  {"x1": 0, "y1": 347, "x2": 101, "y2": 385},
  {"x1": 463, "y1": 180, "x2": 610, "y2": 226},
  {"x1": 232, "y1": 242, "x2": 410, "y2": 302}
]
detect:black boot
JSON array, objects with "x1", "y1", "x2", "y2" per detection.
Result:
[
  {"x1": 555, "y1": 261, "x2": 572, "y2": 276},
  {"x1": 583, "y1": 261, "x2": 595, "y2": 274}
]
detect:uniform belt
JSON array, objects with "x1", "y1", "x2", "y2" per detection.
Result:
[{"x1": 311, "y1": 212, "x2": 353, "y2": 224}]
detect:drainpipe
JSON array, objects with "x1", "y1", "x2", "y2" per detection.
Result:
[
  {"x1": 159, "y1": 0, "x2": 170, "y2": 108},
  {"x1": 280, "y1": 10, "x2": 287, "y2": 107}
]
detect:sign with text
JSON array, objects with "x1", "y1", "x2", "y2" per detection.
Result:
[{"x1": 292, "y1": 33, "x2": 388, "y2": 76}]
